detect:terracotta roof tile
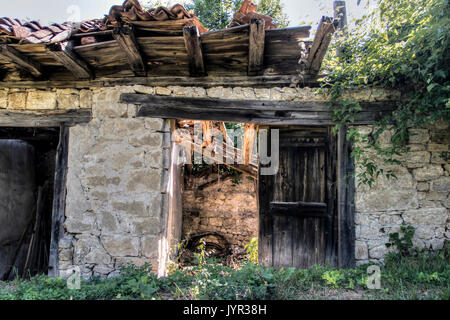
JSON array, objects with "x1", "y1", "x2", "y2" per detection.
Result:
[{"x1": 0, "y1": 1, "x2": 207, "y2": 44}]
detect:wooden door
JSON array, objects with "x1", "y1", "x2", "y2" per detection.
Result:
[{"x1": 258, "y1": 126, "x2": 339, "y2": 268}]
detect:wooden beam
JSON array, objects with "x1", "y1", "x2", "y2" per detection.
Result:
[
  {"x1": 47, "y1": 42, "x2": 94, "y2": 80},
  {"x1": 0, "y1": 74, "x2": 323, "y2": 90},
  {"x1": 121, "y1": 94, "x2": 397, "y2": 125},
  {"x1": 307, "y1": 16, "x2": 337, "y2": 74},
  {"x1": 0, "y1": 109, "x2": 92, "y2": 127},
  {"x1": 183, "y1": 26, "x2": 206, "y2": 77},
  {"x1": 48, "y1": 125, "x2": 69, "y2": 277},
  {"x1": 0, "y1": 45, "x2": 43, "y2": 77},
  {"x1": 112, "y1": 26, "x2": 146, "y2": 76},
  {"x1": 248, "y1": 19, "x2": 265, "y2": 76}
]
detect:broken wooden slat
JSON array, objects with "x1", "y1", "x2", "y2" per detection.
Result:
[
  {"x1": 0, "y1": 45, "x2": 42, "y2": 77},
  {"x1": 47, "y1": 42, "x2": 94, "y2": 80},
  {"x1": 121, "y1": 94, "x2": 397, "y2": 125},
  {"x1": 242, "y1": 123, "x2": 257, "y2": 165},
  {"x1": 307, "y1": 16, "x2": 337, "y2": 74},
  {"x1": 112, "y1": 26, "x2": 146, "y2": 76},
  {"x1": 201, "y1": 120, "x2": 214, "y2": 147},
  {"x1": 183, "y1": 26, "x2": 206, "y2": 77},
  {"x1": 265, "y1": 26, "x2": 311, "y2": 42},
  {"x1": 248, "y1": 19, "x2": 265, "y2": 76}
]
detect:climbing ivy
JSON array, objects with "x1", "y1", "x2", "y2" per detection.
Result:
[{"x1": 321, "y1": 0, "x2": 450, "y2": 186}]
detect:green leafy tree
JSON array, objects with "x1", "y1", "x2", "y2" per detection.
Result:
[
  {"x1": 186, "y1": 0, "x2": 289, "y2": 31},
  {"x1": 258, "y1": 0, "x2": 289, "y2": 28},
  {"x1": 186, "y1": 0, "x2": 242, "y2": 30},
  {"x1": 322, "y1": 0, "x2": 450, "y2": 186}
]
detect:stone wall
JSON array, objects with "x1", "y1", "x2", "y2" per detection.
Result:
[
  {"x1": 354, "y1": 123, "x2": 450, "y2": 265},
  {"x1": 182, "y1": 171, "x2": 258, "y2": 251},
  {"x1": 3, "y1": 83, "x2": 441, "y2": 275}
]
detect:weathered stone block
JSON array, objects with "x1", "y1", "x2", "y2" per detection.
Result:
[
  {"x1": 112, "y1": 200, "x2": 147, "y2": 217},
  {"x1": 431, "y1": 152, "x2": 448, "y2": 164},
  {"x1": 101, "y1": 235, "x2": 140, "y2": 257},
  {"x1": 0, "y1": 89, "x2": 8, "y2": 109},
  {"x1": 430, "y1": 176, "x2": 450, "y2": 192},
  {"x1": 427, "y1": 143, "x2": 448, "y2": 152},
  {"x1": 126, "y1": 169, "x2": 162, "y2": 193},
  {"x1": 207, "y1": 86, "x2": 223, "y2": 98},
  {"x1": 355, "y1": 241, "x2": 368, "y2": 260},
  {"x1": 403, "y1": 208, "x2": 448, "y2": 226},
  {"x1": 142, "y1": 235, "x2": 159, "y2": 258},
  {"x1": 254, "y1": 88, "x2": 271, "y2": 100},
  {"x1": 356, "y1": 189, "x2": 418, "y2": 212},
  {"x1": 408, "y1": 129, "x2": 429, "y2": 144},
  {"x1": 26, "y1": 90, "x2": 56, "y2": 110},
  {"x1": 56, "y1": 89, "x2": 80, "y2": 110},
  {"x1": 405, "y1": 151, "x2": 430, "y2": 168},
  {"x1": 85, "y1": 248, "x2": 111, "y2": 265},
  {"x1": 369, "y1": 245, "x2": 388, "y2": 259},
  {"x1": 155, "y1": 86, "x2": 172, "y2": 95},
  {"x1": 133, "y1": 85, "x2": 155, "y2": 95},
  {"x1": 129, "y1": 132, "x2": 162, "y2": 148},
  {"x1": 79, "y1": 89, "x2": 92, "y2": 109},
  {"x1": 413, "y1": 165, "x2": 444, "y2": 181},
  {"x1": 7, "y1": 91, "x2": 27, "y2": 110}
]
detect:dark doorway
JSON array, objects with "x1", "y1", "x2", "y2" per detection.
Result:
[{"x1": 0, "y1": 127, "x2": 59, "y2": 280}]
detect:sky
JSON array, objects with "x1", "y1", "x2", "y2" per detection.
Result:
[{"x1": 0, "y1": 0, "x2": 373, "y2": 27}]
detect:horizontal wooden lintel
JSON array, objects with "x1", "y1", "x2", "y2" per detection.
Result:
[
  {"x1": 120, "y1": 94, "x2": 397, "y2": 125},
  {"x1": 0, "y1": 109, "x2": 92, "y2": 127}
]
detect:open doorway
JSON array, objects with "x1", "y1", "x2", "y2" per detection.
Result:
[
  {"x1": 167, "y1": 120, "x2": 259, "y2": 265},
  {"x1": 0, "y1": 128, "x2": 59, "y2": 280}
]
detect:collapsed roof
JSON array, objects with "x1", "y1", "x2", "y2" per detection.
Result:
[{"x1": 0, "y1": 0, "x2": 336, "y2": 82}]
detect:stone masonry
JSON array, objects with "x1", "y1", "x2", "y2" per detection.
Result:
[
  {"x1": 354, "y1": 123, "x2": 450, "y2": 265},
  {"x1": 182, "y1": 171, "x2": 258, "y2": 250},
  {"x1": 1, "y1": 84, "x2": 446, "y2": 275}
]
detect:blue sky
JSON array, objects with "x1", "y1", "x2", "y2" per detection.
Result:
[{"x1": 0, "y1": 0, "x2": 371, "y2": 26}]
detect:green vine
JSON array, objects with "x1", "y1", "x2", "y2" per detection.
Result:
[{"x1": 320, "y1": 0, "x2": 450, "y2": 187}]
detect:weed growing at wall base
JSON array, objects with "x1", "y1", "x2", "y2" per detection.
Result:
[{"x1": 0, "y1": 243, "x2": 448, "y2": 300}]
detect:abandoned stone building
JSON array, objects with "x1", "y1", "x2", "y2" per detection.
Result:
[{"x1": 0, "y1": 1, "x2": 448, "y2": 280}]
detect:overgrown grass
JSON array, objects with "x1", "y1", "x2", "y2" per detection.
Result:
[{"x1": 1, "y1": 244, "x2": 448, "y2": 300}]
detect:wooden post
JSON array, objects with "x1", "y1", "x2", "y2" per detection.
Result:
[
  {"x1": 334, "y1": 0, "x2": 355, "y2": 268},
  {"x1": 113, "y1": 26, "x2": 146, "y2": 76},
  {"x1": 248, "y1": 19, "x2": 265, "y2": 76},
  {"x1": 0, "y1": 45, "x2": 43, "y2": 77},
  {"x1": 47, "y1": 42, "x2": 94, "y2": 80},
  {"x1": 183, "y1": 26, "x2": 206, "y2": 77},
  {"x1": 48, "y1": 125, "x2": 70, "y2": 277}
]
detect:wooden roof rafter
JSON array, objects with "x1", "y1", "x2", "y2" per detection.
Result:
[
  {"x1": 112, "y1": 25, "x2": 146, "y2": 76},
  {"x1": 47, "y1": 41, "x2": 94, "y2": 80},
  {"x1": 183, "y1": 25, "x2": 206, "y2": 77},
  {"x1": 0, "y1": 44, "x2": 43, "y2": 77}
]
